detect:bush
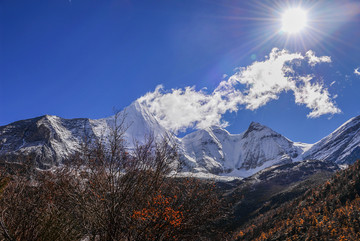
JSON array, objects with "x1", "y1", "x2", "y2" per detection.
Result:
[{"x1": 0, "y1": 111, "x2": 227, "y2": 240}]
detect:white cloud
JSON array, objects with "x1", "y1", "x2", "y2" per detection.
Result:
[
  {"x1": 224, "y1": 48, "x2": 303, "y2": 110},
  {"x1": 138, "y1": 85, "x2": 239, "y2": 132},
  {"x1": 355, "y1": 67, "x2": 360, "y2": 76},
  {"x1": 306, "y1": 50, "x2": 332, "y2": 66},
  {"x1": 138, "y1": 48, "x2": 340, "y2": 133},
  {"x1": 293, "y1": 76, "x2": 341, "y2": 118}
]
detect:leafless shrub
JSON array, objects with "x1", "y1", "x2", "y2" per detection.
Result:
[{"x1": 0, "y1": 111, "x2": 228, "y2": 240}]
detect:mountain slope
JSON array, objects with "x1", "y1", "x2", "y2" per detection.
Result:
[
  {"x1": 218, "y1": 160, "x2": 339, "y2": 232},
  {"x1": 178, "y1": 123, "x2": 307, "y2": 177},
  {"x1": 0, "y1": 115, "x2": 91, "y2": 167},
  {"x1": 235, "y1": 159, "x2": 360, "y2": 240},
  {"x1": 303, "y1": 115, "x2": 360, "y2": 164},
  {"x1": 1, "y1": 101, "x2": 360, "y2": 177},
  {"x1": 0, "y1": 101, "x2": 169, "y2": 168}
]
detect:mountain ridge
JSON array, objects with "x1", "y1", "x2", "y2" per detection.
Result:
[{"x1": 1, "y1": 101, "x2": 360, "y2": 177}]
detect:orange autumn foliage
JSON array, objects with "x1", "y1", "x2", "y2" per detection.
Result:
[
  {"x1": 234, "y1": 159, "x2": 360, "y2": 240},
  {"x1": 132, "y1": 192, "x2": 183, "y2": 228}
]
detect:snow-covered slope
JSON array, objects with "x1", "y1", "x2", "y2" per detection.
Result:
[
  {"x1": 303, "y1": 116, "x2": 360, "y2": 164},
  {"x1": 0, "y1": 115, "x2": 91, "y2": 167},
  {"x1": 90, "y1": 101, "x2": 170, "y2": 146},
  {"x1": 0, "y1": 101, "x2": 169, "y2": 168},
  {"x1": 178, "y1": 122, "x2": 307, "y2": 177}
]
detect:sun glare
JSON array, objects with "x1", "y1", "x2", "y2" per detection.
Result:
[{"x1": 281, "y1": 8, "x2": 307, "y2": 34}]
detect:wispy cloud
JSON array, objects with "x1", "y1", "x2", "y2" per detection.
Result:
[
  {"x1": 137, "y1": 85, "x2": 240, "y2": 132},
  {"x1": 138, "y1": 48, "x2": 341, "y2": 133},
  {"x1": 306, "y1": 50, "x2": 332, "y2": 67},
  {"x1": 355, "y1": 67, "x2": 360, "y2": 76},
  {"x1": 293, "y1": 77, "x2": 340, "y2": 118}
]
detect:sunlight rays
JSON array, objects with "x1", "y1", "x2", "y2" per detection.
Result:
[{"x1": 210, "y1": 0, "x2": 358, "y2": 55}]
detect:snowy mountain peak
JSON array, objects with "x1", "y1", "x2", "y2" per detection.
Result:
[
  {"x1": 0, "y1": 101, "x2": 171, "y2": 167},
  {"x1": 100, "y1": 100, "x2": 170, "y2": 144},
  {"x1": 249, "y1": 121, "x2": 266, "y2": 130},
  {"x1": 178, "y1": 121, "x2": 307, "y2": 177},
  {"x1": 1, "y1": 104, "x2": 360, "y2": 179},
  {"x1": 243, "y1": 121, "x2": 279, "y2": 139}
]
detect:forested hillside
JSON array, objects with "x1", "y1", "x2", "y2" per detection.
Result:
[{"x1": 235, "y1": 160, "x2": 360, "y2": 240}]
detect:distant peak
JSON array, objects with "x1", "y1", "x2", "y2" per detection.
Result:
[
  {"x1": 41, "y1": 114, "x2": 57, "y2": 120},
  {"x1": 248, "y1": 121, "x2": 266, "y2": 131},
  {"x1": 242, "y1": 121, "x2": 275, "y2": 138}
]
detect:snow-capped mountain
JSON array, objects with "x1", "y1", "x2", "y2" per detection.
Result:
[
  {"x1": 302, "y1": 115, "x2": 360, "y2": 164},
  {"x1": 178, "y1": 122, "x2": 307, "y2": 177},
  {"x1": 0, "y1": 101, "x2": 169, "y2": 168},
  {"x1": 1, "y1": 101, "x2": 360, "y2": 177}
]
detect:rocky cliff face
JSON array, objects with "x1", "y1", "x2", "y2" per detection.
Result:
[{"x1": 0, "y1": 115, "x2": 91, "y2": 168}]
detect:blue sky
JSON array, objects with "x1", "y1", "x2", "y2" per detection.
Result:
[{"x1": 1, "y1": 0, "x2": 360, "y2": 143}]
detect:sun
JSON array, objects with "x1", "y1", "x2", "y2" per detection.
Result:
[{"x1": 281, "y1": 8, "x2": 307, "y2": 34}]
